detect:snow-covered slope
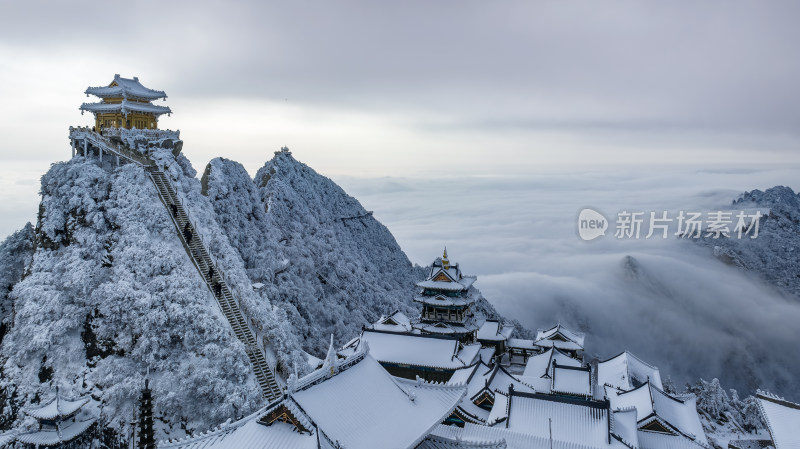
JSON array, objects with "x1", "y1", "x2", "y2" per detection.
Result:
[
  {"x1": 0, "y1": 154, "x2": 304, "y2": 440},
  {"x1": 0, "y1": 223, "x2": 34, "y2": 345},
  {"x1": 202, "y1": 152, "x2": 426, "y2": 355},
  {"x1": 698, "y1": 185, "x2": 800, "y2": 299}
]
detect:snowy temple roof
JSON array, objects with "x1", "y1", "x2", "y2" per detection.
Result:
[
  {"x1": 416, "y1": 250, "x2": 477, "y2": 292},
  {"x1": 446, "y1": 362, "x2": 536, "y2": 424},
  {"x1": 24, "y1": 391, "x2": 90, "y2": 421},
  {"x1": 477, "y1": 320, "x2": 515, "y2": 342},
  {"x1": 535, "y1": 324, "x2": 585, "y2": 351},
  {"x1": 504, "y1": 392, "x2": 614, "y2": 448},
  {"x1": 415, "y1": 293, "x2": 478, "y2": 306},
  {"x1": 414, "y1": 319, "x2": 481, "y2": 336},
  {"x1": 757, "y1": 391, "x2": 800, "y2": 449},
  {"x1": 15, "y1": 419, "x2": 97, "y2": 447},
  {"x1": 597, "y1": 351, "x2": 663, "y2": 392},
  {"x1": 85, "y1": 74, "x2": 167, "y2": 100},
  {"x1": 80, "y1": 99, "x2": 172, "y2": 116},
  {"x1": 81, "y1": 74, "x2": 172, "y2": 118},
  {"x1": 606, "y1": 381, "x2": 708, "y2": 447},
  {"x1": 418, "y1": 433, "x2": 507, "y2": 449},
  {"x1": 551, "y1": 364, "x2": 592, "y2": 398},
  {"x1": 369, "y1": 310, "x2": 414, "y2": 333},
  {"x1": 292, "y1": 353, "x2": 466, "y2": 449},
  {"x1": 359, "y1": 330, "x2": 481, "y2": 370},
  {"x1": 162, "y1": 348, "x2": 466, "y2": 449},
  {"x1": 520, "y1": 347, "x2": 582, "y2": 392},
  {"x1": 432, "y1": 422, "x2": 627, "y2": 449}
]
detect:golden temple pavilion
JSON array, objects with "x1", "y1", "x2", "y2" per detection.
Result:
[{"x1": 80, "y1": 74, "x2": 171, "y2": 130}]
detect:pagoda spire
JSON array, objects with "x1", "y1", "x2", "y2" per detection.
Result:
[
  {"x1": 322, "y1": 334, "x2": 339, "y2": 376},
  {"x1": 442, "y1": 247, "x2": 449, "y2": 269}
]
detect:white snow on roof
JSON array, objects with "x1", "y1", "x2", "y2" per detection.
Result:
[
  {"x1": 478, "y1": 347, "x2": 496, "y2": 364},
  {"x1": 521, "y1": 347, "x2": 583, "y2": 392},
  {"x1": 636, "y1": 430, "x2": 706, "y2": 449},
  {"x1": 448, "y1": 362, "x2": 483, "y2": 386},
  {"x1": 85, "y1": 75, "x2": 167, "y2": 100},
  {"x1": 598, "y1": 351, "x2": 663, "y2": 392},
  {"x1": 477, "y1": 321, "x2": 514, "y2": 342},
  {"x1": 15, "y1": 418, "x2": 96, "y2": 446},
  {"x1": 758, "y1": 392, "x2": 800, "y2": 449},
  {"x1": 487, "y1": 391, "x2": 509, "y2": 426},
  {"x1": 80, "y1": 100, "x2": 172, "y2": 115},
  {"x1": 610, "y1": 409, "x2": 639, "y2": 448},
  {"x1": 506, "y1": 394, "x2": 611, "y2": 448},
  {"x1": 415, "y1": 294, "x2": 478, "y2": 306},
  {"x1": 418, "y1": 433, "x2": 507, "y2": 449},
  {"x1": 159, "y1": 407, "x2": 317, "y2": 449},
  {"x1": 433, "y1": 421, "x2": 624, "y2": 449},
  {"x1": 417, "y1": 279, "x2": 472, "y2": 291},
  {"x1": 24, "y1": 394, "x2": 89, "y2": 420},
  {"x1": 370, "y1": 310, "x2": 414, "y2": 333},
  {"x1": 292, "y1": 354, "x2": 466, "y2": 449},
  {"x1": 507, "y1": 338, "x2": 536, "y2": 350},
  {"x1": 551, "y1": 365, "x2": 592, "y2": 398},
  {"x1": 607, "y1": 382, "x2": 707, "y2": 446},
  {"x1": 360, "y1": 330, "x2": 480, "y2": 369},
  {"x1": 535, "y1": 324, "x2": 585, "y2": 349}
]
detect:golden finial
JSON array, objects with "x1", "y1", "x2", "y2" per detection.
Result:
[{"x1": 442, "y1": 247, "x2": 450, "y2": 269}]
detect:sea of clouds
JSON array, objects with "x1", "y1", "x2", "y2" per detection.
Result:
[{"x1": 338, "y1": 164, "x2": 800, "y2": 399}]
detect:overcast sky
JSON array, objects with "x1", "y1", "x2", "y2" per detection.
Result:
[{"x1": 2, "y1": 1, "x2": 800, "y2": 234}]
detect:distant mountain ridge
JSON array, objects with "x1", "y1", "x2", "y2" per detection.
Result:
[{"x1": 699, "y1": 185, "x2": 800, "y2": 299}]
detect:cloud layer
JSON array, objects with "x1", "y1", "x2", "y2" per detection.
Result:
[{"x1": 339, "y1": 164, "x2": 800, "y2": 397}]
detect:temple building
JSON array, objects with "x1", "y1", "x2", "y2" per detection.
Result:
[
  {"x1": 10, "y1": 388, "x2": 97, "y2": 448},
  {"x1": 341, "y1": 329, "x2": 482, "y2": 382},
  {"x1": 597, "y1": 351, "x2": 664, "y2": 393},
  {"x1": 533, "y1": 323, "x2": 585, "y2": 359},
  {"x1": 80, "y1": 74, "x2": 171, "y2": 130},
  {"x1": 159, "y1": 339, "x2": 466, "y2": 449},
  {"x1": 412, "y1": 249, "x2": 483, "y2": 342}
]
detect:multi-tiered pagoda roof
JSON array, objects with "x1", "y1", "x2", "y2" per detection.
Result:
[{"x1": 80, "y1": 74, "x2": 171, "y2": 130}]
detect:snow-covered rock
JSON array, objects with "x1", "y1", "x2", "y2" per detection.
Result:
[
  {"x1": 698, "y1": 185, "x2": 800, "y2": 298},
  {"x1": 0, "y1": 156, "x2": 287, "y2": 440}
]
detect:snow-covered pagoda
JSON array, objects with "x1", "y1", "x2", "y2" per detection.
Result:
[
  {"x1": 80, "y1": 74, "x2": 171, "y2": 130},
  {"x1": 413, "y1": 249, "x2": 482, "y2": 341},
  {"x1": 13, "y1": 389, "x2": 97, "y2": 448}
]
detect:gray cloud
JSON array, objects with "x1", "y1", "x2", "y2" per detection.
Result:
[{"x1": 338, "y1": 164, "x2": 800, "y2": 397}]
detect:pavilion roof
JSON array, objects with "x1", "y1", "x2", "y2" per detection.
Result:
[
  {"x1": 15, "y1": 418, "x2": 96, "y2": 447},
  {"x1": 757, "y1": 391, "x2": 800, "y2": 449},
  {"x1": 606, "y1": 381, "x2": 707, "y2": 446},
  {"x1": 24, "y1": 391, "x2": 89, "y2": 421},
  {"x1": 477, "y1": 320, "x2": 515, "y2": 342},
  {"x1": 80, "y1": 100, "x2": 172, "y2": 116},
  {"x1": 551, "y1": 364, "x2": 593, "y2": 398},
  {"x1": 535, "y1": 324, "x2": 585, "y2": 350},
  {"x1": 85, "y1": 74, "x2": 167, "y2": 100},
  {"x1": 597, "y1": 351, "x2": 663, "y2": 392},
  {"x1": 520, "y1": 347, "x2": 583, "y2": 388},
  {"x1": 360, "y1": 330, "x2": 481, "y2": 370},
  {"x1": 163, "y1": 349, "x2": 466, "y2": 449},
  {"x1": 504, "y1": 392, "x2": 612, "y2": 448},
  {"x1": 415, "y1": 294, "x2": 478, "y2": 306},
  {"x1": 369, "y1": 310, "x2": 414, "y2": 333},
  {"x1": 293, "y1": 353, "x2": 466, "y2": 449}
]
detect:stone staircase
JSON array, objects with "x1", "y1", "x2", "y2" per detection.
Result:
[
  {"x1": 147, "y1": 168, "x2": 283, "y2": 402},
  {"x1": 69, "y1": 128, "x2": 284, "y2": 402}
]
